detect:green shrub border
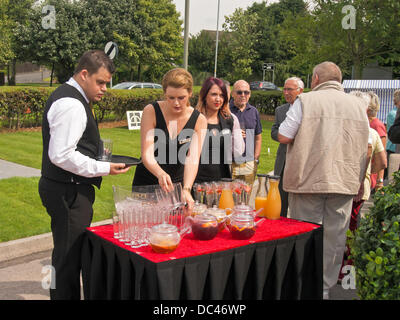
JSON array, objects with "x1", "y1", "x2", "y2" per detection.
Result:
[{"x1": 0, "y1": 86, "x2": 284, "y2": 129}]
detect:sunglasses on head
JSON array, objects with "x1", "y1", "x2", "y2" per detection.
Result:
[{"x1": 236, "y1": 90, "x2": 250, "y2": 96}]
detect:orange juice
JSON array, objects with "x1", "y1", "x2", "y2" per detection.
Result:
[
  {"x1": 219, "y1": 189, "x2": 234, "y2": 214},
  {"x1": 265, "y1": 180, "x2": 281, "y2": 219},
  {"x1": 255, "y1": 197, "x2": 268, "y2": 217}
]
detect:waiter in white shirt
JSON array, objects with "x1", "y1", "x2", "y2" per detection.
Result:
[{"x1": 38, "y1": 50, "x2": 130, "y2": 300}]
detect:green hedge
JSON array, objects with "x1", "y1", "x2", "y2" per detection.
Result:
[{"x1": 0, "y1": 86, "x2": 283, "y2": 129}]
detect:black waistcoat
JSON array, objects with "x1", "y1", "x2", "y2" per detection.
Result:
[{"x1": 41, "y1": 83, "x2": 102, "y2": 188}]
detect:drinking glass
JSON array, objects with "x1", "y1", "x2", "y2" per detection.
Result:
[
  {"x1": 112, "y1": 210, "x2": 120, "y2": 239},
  {"x1": 112, "y1": 186, "x2": 132, "y2": 241},
  {"x1": 155, "y1": 183, "x2": 188, "y2": 231},
  {"x1": 99, "y1": 138, "x2": 113, "y2": 161},
  {"x1": 232, "y1": 180, "x2": 243, "y2": 205},
  {"x1": 204, "y1": 182, "x2": 215, "y2": 207}
]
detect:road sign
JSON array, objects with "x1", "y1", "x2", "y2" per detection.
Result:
[{"x1": 104, "y1": 41, "x2": 118, "y2": 60}]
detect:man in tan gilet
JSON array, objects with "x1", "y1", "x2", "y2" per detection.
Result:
[{"x1": 278, "y1": 62, "x2": 369, "y2": 299}]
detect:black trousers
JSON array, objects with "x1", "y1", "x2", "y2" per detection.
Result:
[
  {"x1": 278, "y1": 169, "x2": 289, "y2": 218},
  {"x1": 39, "y1": 177, "x2": 95, "y2": 300}
]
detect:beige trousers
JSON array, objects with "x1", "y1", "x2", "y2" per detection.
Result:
[
  {"x1": 288, "y1": 193, "x2": 353, "y2": 291},
  {"x1": 231, "y1": 160, "x2": 258, "y2": 185}
]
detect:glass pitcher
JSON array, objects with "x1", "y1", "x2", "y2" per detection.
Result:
[
  {"x1": 218, "y1": 179, "x2": 234, "y2": 214},
  {"x1": 228, "y1": 213, "x2": 265, "y2": 240},
  {"x1": 265, "y1": 175, "x2": 281, "y2": 220},
  {"x1": 254, "y1": 174, "x2": 268, "y2": 218},
  {"x1": 185, "y1": 213, "x2": 219, "y2": 240},
  {"x1": 205, "y1": 205, "x2": 227, "y2": 232},
  {"x1": 191, "y1": 201, "x2": 207, "y2": 217},
  {"x1": 148, "y1": 223, "x2": 189, "y2": 254}
]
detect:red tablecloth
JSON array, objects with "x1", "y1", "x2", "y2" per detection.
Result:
[{"x1": 87, "y1": 217, "x2": 319, "y2": 264}]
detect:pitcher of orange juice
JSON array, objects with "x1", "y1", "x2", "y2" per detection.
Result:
[
  {"x1": 255, "y1": 174, "x2": 268, "y2": 217},
  {"x1": 265, "y1": 175, "x2": 281, "y2": 220},
  {"x1": 218, "y1": 180, "x2": 234, "y2": 214}
]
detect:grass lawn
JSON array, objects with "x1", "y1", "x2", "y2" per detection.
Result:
[{"x1": 0, "y1": 120, "x2": 278, "y2": 242}]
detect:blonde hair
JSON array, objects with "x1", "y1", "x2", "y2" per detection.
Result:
[
  {"x1": 394, "y1": 89, "x2": 400, "y2": 105},
  {"x1": 162, "y1": 68, "x2": 193, "y2": 93},
  {"x1": 366, "y1": 91, "x2": 380, "y2": 117},
  {"x1": 161, "y1": 68, "x2": 193, "y2": 107}
]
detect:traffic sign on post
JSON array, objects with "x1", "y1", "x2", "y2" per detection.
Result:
[
  {"x1": 266, "y1": 63, "x2": 274, "y2": 71},
  {"x1": 104, "y1": 41, "x2": 118, "y2": 60}
]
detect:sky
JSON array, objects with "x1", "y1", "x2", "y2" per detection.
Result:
[{"x1": 172, "y1": 0, "x2": 279, "y2": 36}]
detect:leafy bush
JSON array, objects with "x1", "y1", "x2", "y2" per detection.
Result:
[
  {"x1": 0, "y1": 86, "x2": 283, "y2": 129},
  {"x1": 250, "y1": 90, "x2": 285, "y2": 114},
  {"x1": 349, "y1": 171, "x2": 400, "y2": 300}
]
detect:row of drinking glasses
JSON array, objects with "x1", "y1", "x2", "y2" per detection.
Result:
[
  {"x1": 112, "y1": 183, "x2": 188, "y2": 248},
  {"x1": 193, "y1": 179, "x2": 252, "y2": 207},
  {"x1": 113, "y1": 198, "x2": 168, "y2": 248}
]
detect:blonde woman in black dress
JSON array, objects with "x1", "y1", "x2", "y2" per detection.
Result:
[{"x1": 132, "y1": 68, "x2": 207, "y2": 207}]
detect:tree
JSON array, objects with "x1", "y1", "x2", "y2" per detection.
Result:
[
  {"x1": 0, "y1": 0, "x2": 14, "y2": 67},
  {"x1": 84, "y1": 0, "x2": 183, "y2": 82},
  {"x1": 280, "y1": 0, "x2": 400, "y2": 80},
  {"x1": 16, "y1": 0, "x2": 93, "y2": 84},
  {"x1": 14, "y1": 0, "x2": 183, "y2": 84},
  {"x1": 247, "y1": 0, "x2": 308, "y2": 84},
  {"x1": 4, "y1": 0, "x2": 35, "y2": 84},
  {"x1": 223, "y1": 8, "x2": 261, "y2": 81},
  {"x1": 188, "y1": 30, "x2": 215, "y2": 76}
]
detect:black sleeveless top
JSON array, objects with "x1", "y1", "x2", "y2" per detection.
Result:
[
  {"x1": 195, "y1": 112, "x2": 234, "y2": 183},
  {"x1": 132, "y1": 102, "x2": 200, "y2": 186}
]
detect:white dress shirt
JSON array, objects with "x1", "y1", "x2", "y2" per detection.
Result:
[
  {"x1": 47, "y1": 77, "x2": 110, "y2": 177},
  {"x1": 231, "y1": 113, "x2": 245, "y2": 159},
  {"x1": 278, "y1": 98, "x2": 303, "y2": 139}
]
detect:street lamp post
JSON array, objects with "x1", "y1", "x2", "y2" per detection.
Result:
[
  {"x1": 214, "y1": 0, "x2": 221, "y2": 78},
  {"x1": 183, "y1": 0, "x2": 190, "y2": 70}
]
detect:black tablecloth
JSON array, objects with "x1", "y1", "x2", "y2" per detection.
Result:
[{"x1": 81, "y1": 225, "x2": 323, "y2": 300}]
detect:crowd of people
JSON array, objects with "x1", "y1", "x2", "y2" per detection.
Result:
[{"x1": 39, "y1": 50, "x2": 399, "y2": 300}]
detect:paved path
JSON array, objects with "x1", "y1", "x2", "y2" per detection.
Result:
[{"x1": 0, "y1": 159, "x2": 41, "y2": 180}]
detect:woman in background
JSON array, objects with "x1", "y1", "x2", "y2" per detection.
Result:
[
  {"x1": 195, "y1": 77, "x2": 244, "y2": 183},
  {"x1": 366, "y1": 91, "x2": 387, "y2": 190}
]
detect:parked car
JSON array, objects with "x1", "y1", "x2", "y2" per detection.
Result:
[
  {"x1": 112, "y1": 82, "x2": 162, "y2": 89},
  {"x1": 250, "y1": 81, "x2": 280, "y2": 91}
]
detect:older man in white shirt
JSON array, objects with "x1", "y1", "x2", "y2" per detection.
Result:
[{"x1": 271, "y1": 77, "x2": 304, "y2": 217}]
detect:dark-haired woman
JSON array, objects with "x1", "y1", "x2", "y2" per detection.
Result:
[{"x1": 195, "y1": 77, "x2": 244, "y2": 183}]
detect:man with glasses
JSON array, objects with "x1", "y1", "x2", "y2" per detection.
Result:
[
  {"x1": 229, "y1": 80, "x2": 262, "y2": 185},
  {"x1": 271, "y1": 77, "x2": 304, "y2": 217}
]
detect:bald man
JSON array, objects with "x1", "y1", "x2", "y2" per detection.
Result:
[
  {"x1": 230, "y1": 80, "x2": 262, "y2": 185},
  {"x1": 278, "y1": 61, "x2": 370, "y2": 299}
]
